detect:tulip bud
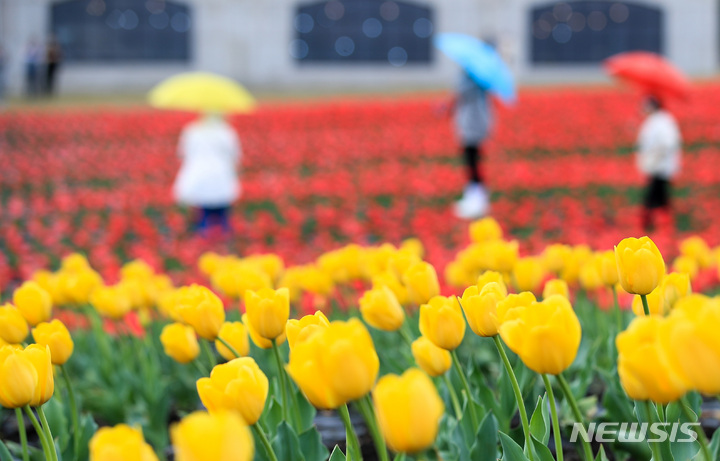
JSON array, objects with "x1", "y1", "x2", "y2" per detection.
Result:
[
  {"x1": 244, "y1": 288, "x2": 290, "y2": 341},
  {"x1": 373, "y1": 368, "x2": 444, "y2": 454},
  {"x1": 286, "y1": 311, "x2": 330, "y2": 349},
  {"x1": 615, "y1": 236, "x2": 666, "y2": 295},
  {"x1": 411, "y1": 337, "x2": 451, "y2": 377},
  {"x1": 660, "y1": 272, "x2": 691, "y2": 310},
  {"x1": 560, "y1": 245, "x2": 593, "y2": 285},
  {"x1": 596, "y1": 250, "x2": 619, "y2": 287},
  {"x1": 617, "y1": 316, "x2": 687, "y2": 403},
  {"x1": 287, "y1": 318, "x2": 379, "y2": 409},
  {"x1": 513, "y1": 257, "x2": 545, "y2": 293},
  {"x1": 13, "y1": 281, "x2": 52, "y2": 326},
  {"x1": 0, "y1": 346, "x2": 38, "y2": 408},
  {"x1": 493, "y1": 292, "x2": 536, "y2": 326},
  {"x1": 403, "y1": 262, "x2": 440, "y2": 305},
  {"x1": 89, "y1": 424, "x2": 159, "y2": 461},
  {"x1": 419, "y1": 296, "x2": 466, "y2": 351},
  {"x1": 24, "y1": 344, "x2": 54, "y2": 406},
  {"x1": 198, "y1": 252, "x2": 223, "y2": 277},
  {"x1": 461, "y1": 282, "x2": 504, "y2": 337},
  {"x1": 543, "y1": 279, "x2": 569, "y2": 300},
  {"x1": 498, "y1": 295, "x2": 581, "y2": 375},
  {"x1": 679, "y1": 236, "x2": 713, "y2": 269},
  {"x1": 388, "y1": 249, "x2": 421, "y2": 281},
  {"x1": 477, "y1": 271, "x2": 507, "y2": 295},
  {"x1": 672, "y1": 256, "x2": 699, "y2": 280},
  {"x1": 542, "y1": 244, "x2": 572, "y2": 275},
  {"x1": 197, "y1": 357, "x2": 268, "y2": 424},
  {"x1": 359, "y1": 286, "x2": 405, "y2": 332},
  {"x1": 171, "y1": 411, "x2": 253, "y2": 461},
  {"x1": 579, "y1": 258, "x2": 603, "y2": 291},
  {"x1": 371, "y1": 271, "x2": 409, "y2": 306},
  {"x1": 241, "y1": 314, "x2": 286, "y2": 350},
  {"x1": 215, "y1": 322, "x2": 250, "y2": 361},
  {"x1": 400, "y1": 238, "x2": 425, "y2": 259},
  {"x1": 90, "y1": 285, "x2": 133, "y2": 320},
  {"x1": 485, "y1": 240, "x2": 519, "y2": 274},
  {"x1": 0, "y1": 305, "x2": 29, "y2": 345},
  {"x1": 175, "y1": 285, "x2": 226, "y2": 340},
  {"x1": 469, "y1": 217, "x2": 503, "y2": 243},
  {"x1": 31, "y1": 320, "x2": 74, "y2": 365},
  {"x1": 160, "y1": 323, "x2": 200, "y2": 364}
]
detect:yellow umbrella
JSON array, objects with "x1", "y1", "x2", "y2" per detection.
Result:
[{"x1": 148, "y1": 72, "x2": 256, "y2": 113}]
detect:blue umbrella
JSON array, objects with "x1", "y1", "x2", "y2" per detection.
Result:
[{"x1": 434, "y1": 33, "x2": 516, "y2": 104}]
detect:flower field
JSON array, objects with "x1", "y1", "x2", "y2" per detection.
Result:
[{"x1": 1, "y1": 85, "x2": 720, "y2": 461}]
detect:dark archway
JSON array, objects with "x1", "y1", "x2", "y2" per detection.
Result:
[
  {"x1": 292, "y1": 0, "x2": 433, "y2": 65},
  {"x1": 530, "y1": 1, "x2": 663, "y2": 63},
  {"x1": 51, "y1": 0, "x2": 191, "y2": 61}
]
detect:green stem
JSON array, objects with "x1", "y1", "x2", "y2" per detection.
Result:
[
  {"x1": 680, "y1": 396, "x2": 711, "y2": 461},
  {"x1": 450, "y1": 349, "x2": 479, "y2": 430},
  {"x1": 338, "y1": 403, "x2": 363, "y2": 461},
  {"x1": 442, "y1": 373, "x2": 463, "y2": 421},
  {"x1": 37, "y1": 405, "x2": 59, "y2": 461},
  {"x1": 642, "y1": 401, "x2": 663, "y2": 461},
  {"x1": 398, "y1": 325, "x2": 414, "y2": 349},
  {"x1": 611, "y1": 285, "x2": 623, "y2": 333},
  {"x1": 217, "y1": 336, "x2": 242, "y2": 359},
  {"x1": 493, "y1": 336, "x2": 533, "y2": 461},
  {"x1": 358, "y1": 395, "x2": 389, "y2": 461},
  {"x1": 557, "y1": 373, "x2": 593, "y2": 461},
  {"x1": 640, "y1": 294, "x2": 651, "y2": 316},
  {"x1": 201, "y1": 340, "x2": 217, "y2": 369},
  {"x1": 24, "y1": 407, "x2": 51, "y2": 461},
  {"x1": 15, "y1": 408, "x2": 30, "y2": 461},
  {"x1": 657, "y1": 402, "x2": 665, "y2": 422},
  {"x1": 60, "y1": 365, "x2": 80, "y2": 461},
  {"x1": 251, "y1": 423, "x2": 279, "y2": 461},
  {"x1": 542, "y1": 375, "x2": 563, "y2": 461},
  {"x1": 192, "y1": 359, "x2": 210, "y2": 376},
  {"x1": 271, "y1": 339, "x2": 290, "y2": 424}
]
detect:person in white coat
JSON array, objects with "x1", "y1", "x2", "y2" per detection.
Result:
[
  {"x1": 173, "y1": 114, "x2": 241, "y2": 233},
  {"x1": 636, "y1": 96, "x2": 681, "y2": 231}
]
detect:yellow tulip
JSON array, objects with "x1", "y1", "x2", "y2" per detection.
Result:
[
  {"x1": 13, "y1": 281, "x2": 52, "y2": 326},
  {"x1": 160, "y1": 323, "x2": 200, "y2": 364},
  {"x1": 615, "y1": 236, "x2": 666, "y2": 295},
  {"x1": 560, "y1": 245, "x2": 593, "y2": 285},
  {"x1": 175, "y1": 285, "x2": 226, "y2": 340},
  {"x1": 0, "y1": 304, "x2": 29, "y2": 344},
  {"x1": 286, "y1": 318, "x2": 379, "y2": 409},
  {"x1": 400, "y1": 238, "x2": 425, "y2": 259},
  {"x1": 286, "y1": 311, "x2": 330, "y2": 349},
  {"x1": 215, "y1": 322, "x2": 250, "y2": 361},
  {"x1": 244, "y1": 288, "x2": 289, "y2": 341},
  {"x1": 359, "y1": 286, "x2": 405, "y2": 332},
  {"x1": 493, "y1": 292, "x2": 537, "y2": 326},
  {"x1": 388, "y1": 249, "x2": 421, "y2": 281},
  {"x1": 90, "y1": 285, "x2": 133, "y2": 320},
  {"x1": 403, "y1": 262, "x2": 440, "y2": 305},
  {"x1": 24, "y1": 344, "x2": 54, "y2": 406},
  {"x1": 373, "y1": 368, "x2": 444, "y2": 454},
  {"x1": 198, "y1": 252, "x2": 224, "y2": 276},
  {"x1": 485, "y1": 240, "x2": 519, "y2": 274},
  {"x1": 543, "y1": 279, "x2": 569, "y2": 300},
  {"x1": 63, "y1": 268, "x2": 104, "y2": 305},
  {"x1": 477, "y1": 271, "x2": 507, "y2": 295},
  {"x1": 371, "y1": 271, "x2": 409, "y2": 305},
  {"x1": 616, "y1": 316, "x2": 687, "y2": 403},
  {"x1": 171, "y1": 411, "x2": 253, "y2": 461},
  {"x1": 513, "y1": 257, "x2": 545, "y2": 293},
  {"x1": 542, "y1": 244, "x2": 572, "y2": 275},
  {"x1": 661, "y1": 302, "x2": 720, "y2": 395},
  {"x1": 0, "y1": 346, "x2": 38, "y2": 408},
  {"x1": 61, "y1": 253, "x2": 91, "y2": 272},
  {"x1": 469, "y1": 217, "x2": 503, "y2": 243},
  {"x1": 673, "y1": 294, "x2": 712, "y2": 316},
  {"x1": 631, "y1": 289, "x2": 664, "y2": 316},
  {"x1": 89, "y1": 424, "x2": 159, "y2": 461},
  {"x1": 596, "y1": 250, "x2": 619, "y2": 286},
  {"x1": 31, "y1": 320, "x2": 74, "y2": 365},
  {"x1": 679, "y1": 236, "x2": 713, "y2": 269},
  {"x1": 211, "y1": 264, "x2": 272, "y2": 299},
  {"x1": 498, "y1": 295, "x2": 581, "y2": 375},
  {"x1": 461, "y1": 282, "x2": 504, "y2": 337},
  {"x1": 419, "y1": 296, "x2": 465, "y2": 351},
  {"x1": 444, "y1": 261, "x2": 474, "y2": 289},
  {"x1": 672, "y1": 256, "x2": 699, "y2": 279},
  {"x1": 660, "y1": 272, "x2": 691, "y2": 310},
  {"x1": 241, "y1": 314, "x2": 286, "y2": 349},
  {"x1": 411, "y1": 337, "x2": 451, "y2": 377},
  {"x1": 242, "y1": 254, "x2": 285, "y2": 283},
  {"x1": 579, "y1": 258, "x2": 603, "y2": 291},
  {"x1": 197, "y1": 357, "x2": 268, "y2": 424}
]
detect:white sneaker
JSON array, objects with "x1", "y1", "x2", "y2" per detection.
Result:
[{"x1": 454, "y1": 183, "x2": 489, "y2": 219}]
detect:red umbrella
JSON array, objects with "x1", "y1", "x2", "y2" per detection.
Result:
[{"x1": 604, "y1": 51, "x2": 691, "y2": 101}]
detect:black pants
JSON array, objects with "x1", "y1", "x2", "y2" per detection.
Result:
[
  {"x1": 644, "y1": 176, "x2": 670, "y2": 209},
  {"x1": 196, "y1": 206, "x2": 230, "y2": 232},
  {"x1": 463, "y1": 144, "x2": 484, "y2": 184},
  {"x1": 46, "y1": 63, "x2": 58, "y2": 95}
]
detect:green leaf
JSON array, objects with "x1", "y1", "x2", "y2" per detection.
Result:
[
  {"x1": 294, "y1": 386, "x2": 317, "y2": 432},
  {"x1": 262, "y1": 397, "x2": 284, "y2": 433},
  {"x1": 6, "y1": 441, "x2": 45, "y2": 461},
  {"x1": 43, "y1": 398, "x2": 70, "y2": 453},
  {"x1": 529, "y1": 395, "x2": 550, "y2": 445},
  {"x1": 594, "y1": 444, "x2": 610, "y2": 460},
  {"x1": 469, "y1": 412, "x2": 498, "y2": 461},
  {"x1": 633, "y1": 401, "x2": 675, "y2": 461},
  {"x1": 0, "y1": 441, "x2": 13, "y2": 461},
  {"x1": 530, "y1": 435, "x2": 555, "y2": 461},
  {"x1": 271, "y1": 421, "x2": 303, "y2": 461},
  {"x1": 498, "y1": 431, "x2": 530, "y2": 461},
  {"x1": 298, "y1": 427, "x2": 329, "y2": 461},
  {"x1": 328, "y1": 445, "x2": 347, "y2": 461}
]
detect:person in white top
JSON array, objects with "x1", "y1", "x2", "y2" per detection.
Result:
[
  {"x1": 173, "y1": 114, "x2": 241, "y2": 233},
  {"x1": 636, "y1": 96, "x2": 681, "y2": 231}
]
